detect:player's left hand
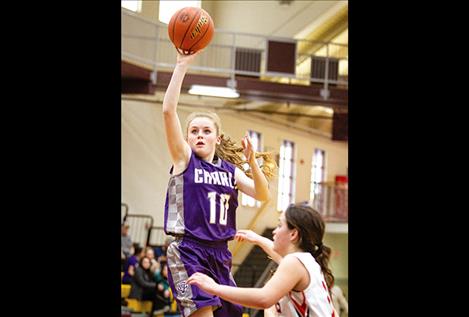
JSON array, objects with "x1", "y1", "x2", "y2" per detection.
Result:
[{"x1": 242, "y1": 133, "x2": 256, "y2": 164}]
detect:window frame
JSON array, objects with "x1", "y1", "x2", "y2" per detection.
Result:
[
  {"x1": 277, "y1": 139, "x2": 296, "y2": 212},
  {"x1": 121, "y1": 0, "x2": 142, "y2": 13}
]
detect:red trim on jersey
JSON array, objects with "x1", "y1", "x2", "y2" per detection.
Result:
[{"x1": 288, "y1": 291, "x2": 309, "y2": 317}]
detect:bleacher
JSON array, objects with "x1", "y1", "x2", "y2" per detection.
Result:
[{"x1": 122, "y1": 203, "x2": 180, "y2": 317}]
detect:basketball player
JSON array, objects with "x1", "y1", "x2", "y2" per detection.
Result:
[
  {"x1": 162, "y1": 50, "x2": 276, "y2": 317},
  {"x1": 187, "y1": 203, "x2": 338, "y2": 317}
]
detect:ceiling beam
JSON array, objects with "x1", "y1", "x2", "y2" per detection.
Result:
[
  {"x1": 121, "y1": 61, "x2": 348, "y2": 110},
  {"x1": 153, "y1": 71, "x2": 348, "y2": 109}
]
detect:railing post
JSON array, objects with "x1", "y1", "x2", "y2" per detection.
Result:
[
  {"x1": 227, "y1": 33, "x2": 237, "y2": 90},
  {"x1": 151, "y1": 23, "x2": 159, "y2": 85},
  {"x1": 122, "y1": 202, "x2": 129, "y2": 222},
  {"x1": 146, "y1": 217, "x2": 154, "y2": 247},
  {"x1": 321, "y1": 43, "x2": 330, "y2": 100}
]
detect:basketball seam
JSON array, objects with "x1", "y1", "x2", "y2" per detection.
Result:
[
  {"x1": 171, "y1": 9, "x2": 184, "y2": 44},
  {"x1": 188, "y1": 15, "x2": 212, "y2": 53},
  {"x1": 179, "y1": 9, "x2": 201, "y2": 52}
]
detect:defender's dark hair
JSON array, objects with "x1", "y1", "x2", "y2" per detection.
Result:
[{"x1": 285, "y1": 203, "x2": 335, "y2": 290}]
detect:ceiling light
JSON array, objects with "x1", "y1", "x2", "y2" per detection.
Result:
[{"x1": 188, "y1": 85, "x2": 240, "y2": 98}]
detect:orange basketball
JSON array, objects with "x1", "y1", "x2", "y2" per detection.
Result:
[{"x1": 168, "y1": 7, "x2": 214, "y2": 55}]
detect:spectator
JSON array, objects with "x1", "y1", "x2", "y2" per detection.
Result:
[
  {"x1": 122, "y1": 243, "x2": 144, "y2": 284},
  {"x1": 128, "y1": 256, "x2": 158, "y2": 315},
  {"x1": 331, "y1": 285, "x2": 348, "y2": 317},
  {"x1": 145, "y1": 246, "x2": 160, "y2": 273},
  {"x1": 121, "y1": 222, "x2": 133, "y2": 266},
  {"x1": 153, "y1": 260, "x2": 172, "y2": 313}
]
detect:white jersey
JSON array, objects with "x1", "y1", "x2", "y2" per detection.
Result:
[{"x1": 274, "y1": 252, "x2": 336, "y2": 317}]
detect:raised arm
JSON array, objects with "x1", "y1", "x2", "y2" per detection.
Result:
[
  {"x1": 187, "y1": 254, "x2": 305, "y2": 309},
  {"x1": 235, "y1": 229, "x2": 282, "y2": 264},
  {"x1": 162, "y1": 52, "x2": 201, "y2": 172},
  {"x1": 235, "y1": 134, "x2": 270, "y2": 201}
]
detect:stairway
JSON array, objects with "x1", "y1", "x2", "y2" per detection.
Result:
[{"x1": 233, "y1": 228, "x2": 277, "y2": 317}]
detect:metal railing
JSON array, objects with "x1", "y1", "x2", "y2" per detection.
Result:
[
  {"x1": 232, "y1": 263, "x2": 257, "y2": 286},
  {"x1": 125, "y1": 214, "x2": 154, "y2": 247},
  {"x1": 232, "y1": 263, "x2": 258, "y2": 316},
  {"x1": 122, "y1": 203, "x2": 168, "y2": 247},
  {"x1": 147, "y1": 225, "x2": 167, "y2": 247},
  {"x1": 250, "y1": 260, "x2": 278, "y2": 317},
  {"x1": 122, "y1": 9, "x2": 348, "y2": 96},
  {"x1": 122, "y1": 204, "x2": 154, "y2": 247},
  {"x1": 311, "y1": 182, "x2": 348, "y2": 222}
]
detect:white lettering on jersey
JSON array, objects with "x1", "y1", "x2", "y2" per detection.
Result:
[
  {"x1": 203, "y1": 170, "x2": 213, "y2": 184},
  {"x1": 193, "y1": 168, "x2": 234, "y2": 188},
  {"x1": 211, "y1": 172, "x2": 221, "y2": 185},
  {"x1": 194, "y1": 168, "x2": 203, "y2": 183},
  {"x1": 219, "y1": 172, "x2": 230, "y2": 187}
]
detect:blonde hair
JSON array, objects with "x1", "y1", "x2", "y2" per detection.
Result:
[{"x1": 185, "y1": 112, "x2": 277, "y2": 181}]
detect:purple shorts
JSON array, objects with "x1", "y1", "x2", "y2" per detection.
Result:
[{"x1": 166, "y1": 236, "x2": 243, "y2": 317}]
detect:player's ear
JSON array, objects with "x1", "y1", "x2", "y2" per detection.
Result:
[
  {"x1": 290, "y1": 228, "x2": 299, "y2": 243},
  {"x1": 216, "y1": 135, "x2": 221, "y2": 145}
]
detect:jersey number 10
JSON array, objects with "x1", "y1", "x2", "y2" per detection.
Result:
[{"x1": 207, "y1": 192, "x2": 230, "y2": 225}]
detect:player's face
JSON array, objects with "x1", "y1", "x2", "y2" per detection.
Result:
[
  {"x1": 187, "y1": 117, "x2": 220, "y2": 160},
  {"x1": 272, "y1": 212, "x2": 292, "y2": 256}
]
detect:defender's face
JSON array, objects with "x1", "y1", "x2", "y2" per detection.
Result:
[
  {"x1": 187, "y1": 117, "x2": 220, "y2": 161},
  {"x1": 272, "y1": 212, "x2": 292, "y2": 256}
]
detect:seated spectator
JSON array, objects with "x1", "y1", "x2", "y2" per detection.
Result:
[
  {"x1": 122, "y1": 243, "x2": 144, "y2": 285},
  {"x1": 153, "y1": 260, "x2": 171, "y2": 312},
  {"x1": 145, "y1": 246, "x2": 160, "y2": 273},
  {"x1": 121, "y1": 222, "x2": 132, "y2": 268},
  {"x1": 128, "y1": 256, "x2": 158, "y2": 314}
]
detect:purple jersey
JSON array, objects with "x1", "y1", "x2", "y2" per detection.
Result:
[{"x1": 164, "y1": 151, "x2": 239, "y2": 242}]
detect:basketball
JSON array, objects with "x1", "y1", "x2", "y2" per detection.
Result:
[{"x1": 168, "y1": 7, "x2": 214, "y2": 55}]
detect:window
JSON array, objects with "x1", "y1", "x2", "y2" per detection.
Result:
[
  {"x1": 159, "y1": 0, "x2": 201, "y2": 24},
  {"x1": 241, "y1": 131, "x2": 262, "y2": 207},
  {"x1": 121, "y1": 0, "x2": 142, "y2": 12},
  {"x1": 277, "y1": 140, "x2": 295, "y2": 212},
  {"x1": 310, "y1": 148, "x2": 326, "y2": 201}
]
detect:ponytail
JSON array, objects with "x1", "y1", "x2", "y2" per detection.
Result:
[{"x1": 312, "y1": 243, "x2": 334, "y2": 290}]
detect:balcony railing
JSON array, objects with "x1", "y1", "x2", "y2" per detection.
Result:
[
  {"x1": 311, "y1": 182, "x2": 348, "y2": 222},
  {"x1": 122, "y1": 9, "x2": 348, "y2": 93}
]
